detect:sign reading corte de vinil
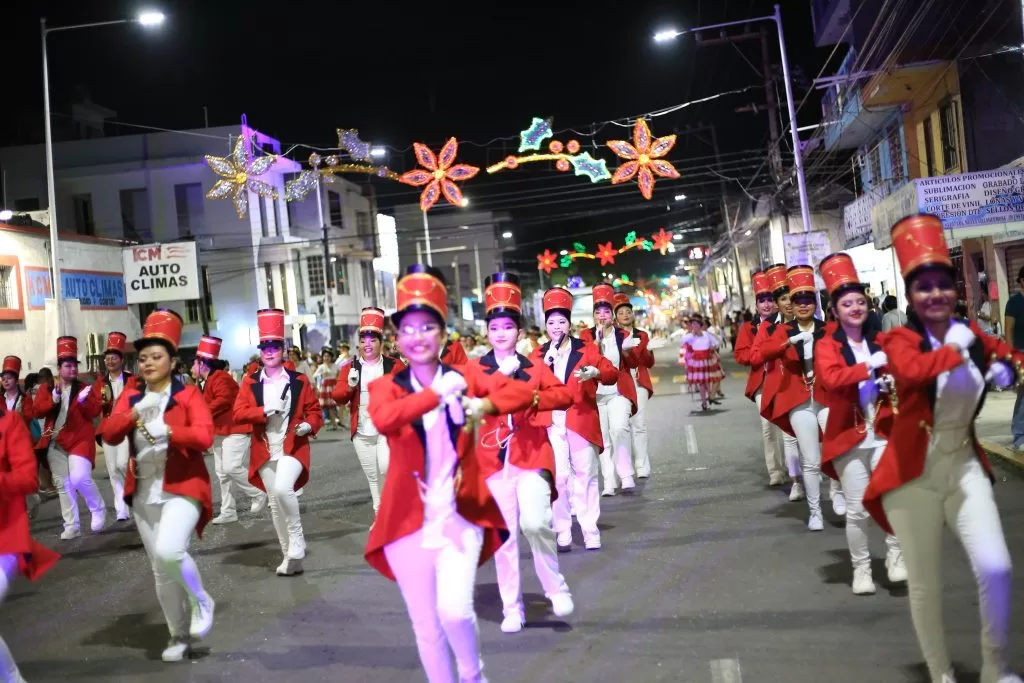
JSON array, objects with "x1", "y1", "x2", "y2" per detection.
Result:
[{"x1": 121, "y1": 242, "x2": 200, "y2": 304}]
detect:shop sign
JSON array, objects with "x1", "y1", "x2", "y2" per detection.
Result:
[
  {"x1": 121, "y1": 242, "x2": 200, "y2": 304},
  {"x1": 783, "y1": 230, "x2": 832, "y2": 266},
  {"x1": 843, "y1": 186, "x2": 890, "y2": 248},
  {"x1": 25, "y1": 267, "x2": 127, "y2": 310},
  {"x1": 917, "y1": 168, "x2": 1024, "y2": 228},
  {"x1": 871, "y1": 182, "x2": 918, "y2": 249}
]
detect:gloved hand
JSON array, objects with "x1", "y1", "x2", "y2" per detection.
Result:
[
  {"x1": 433, "y1": 371, "x2": 467, "y2": 399},
  {"x1": 622, "y1": 336, "x2": 640, "y2": 350},
  {"x1": 985, "y1": 362, "x2": 1015, "y2": 389},
  {"x1": 544, "y1": 345, "x2": 558, "y2": 366},
  {"x1": 790, "y1": 330, "x2": 814, "y2": 346},
  {"x1": 574, "y1": 365, "x2": 600, "y2": 381},
  {"x1": 51, "y1": 386, "x2": 61, "y2": 402},
  {"x1": 866, "y1": 351, "x2": 888, "y2": 371},
  {"x1": 497, "y1": 354, "x2": 520, "y2": 377},
  {"x1": 76, "y1": 385, "x2": 92, "y2": 403},
  {"x1": 462, "y1": 396, "x2": 487, "y2": 421},
  {"x1": 944, "y1": 322, "x2": 976, "y2": 351},
  {"x1": 858, "y1": 378, "x2": 879, "y2": 406},
  {"x1": 875, "y1": 374, "x2": 895, "y2": 393},
  {"x1": 295, "y1": 422, "x2": 312, "y2": 436},
  {"x1": 134, "y1": 391, "x2": 163, "y2": 414},
  {"x1": 143, "y1": 419, "x2": 167, "y2": 442},
  {"x1": 347, "y1": 369, "x2": 360, "y2": 387}
]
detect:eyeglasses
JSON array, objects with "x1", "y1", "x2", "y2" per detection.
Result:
[{"x1": 398, "y1": 322, "x2": 442, "y2": 338}]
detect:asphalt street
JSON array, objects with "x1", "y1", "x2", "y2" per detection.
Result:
[{"x1": 4, "y1": 346, "x2": 1024, "y2": 682}]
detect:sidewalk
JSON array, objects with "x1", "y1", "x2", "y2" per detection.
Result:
[{"x1": 976, "y1": 389, "x2": 1024, "y2": 469}]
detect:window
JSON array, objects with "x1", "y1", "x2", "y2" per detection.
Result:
[
  {"x1": 923, "y1": 117, "x2": 937, "y2": 176},
  {"x1": 940, "y1": 100, "x2": 960, "y2": 171},
  {"x1": 867, "y1": 146, "x2": 882, "y2": 187},
  {"x1": 292, "y1": 250, "x2": 306, "y2": 306},
  {"x1": 14, "y1": 198, "x2": 39, "y2": 211},
  {"x1": 174, "y1": 183, "x2": 204, "y2": 237},
  {"x1": 279, "y1": 263, "x2": 290, "y2": 313},
  {"x1": 259, "y1": 197, "x2": 270, "y2": 237},
  {"x1": 270, "y1": 196, "x2": 281, "y2": 235},
  {"x1": 886, "y1": 125, "x2": 905, "y2": 184},
  {"x1": 0, "y1": 256, "x2": 24, "y2": 320},
  {"x1": 119, "y1": 188, "x2": 152, "y2": 242},
  {"x1": 265, "y1": 264, "x2": 276, "y2": 307},
  {"x1": 187, "y1": 266, "x2": 214, "y2": 323},
  {"x1": 356, "y1": 211, "x2": 372, "y2": 236},
  {"x1": 0, "y1": 266, "x2": 13, "y2": 309},
  {"x1": 307, "y1": 256, "x2": 325, "y2": 296},
  {"x1": 361, "y1": 261, "x2": 374, "y2": 299},
  {"x1": 328, "y1": 191, "x2": 342, "y2": 226},
  {"x1": 334, "y1": 258, "x2": 348, "y2": 295},
  {"x1": 284, "y1": 173, "x2": 299, "y2": 225},
  {"x1": 72, "y1": 194, "x2": 95, "y2": 236},
  {"x1": 137, "y1": 302, "x2": 157, "y2": 320}
]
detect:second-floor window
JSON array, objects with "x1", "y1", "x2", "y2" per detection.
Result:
[
  {"x1": 185, "y1": 266, "x2": 214, "y2": 323},
  {"x1": 119, "y1": 188, "x2": 151, "y2": 242},
  {"x1": 173, "y1": 183, "x2": 204, "y2": 237},
  {"x1": 307, "y1": 256, "x2": 326, "y2": 296},
  {"x1": 264, "y1": 264, "x2": 276, "y2": 307},
  {"x1": 73, "y1": 193, "x2": 95, "y2": 236},
  {"x1": 923, "y1": 117, "x2": 937, "y2": 176},
  {"x1": 886, "y1": 125, "x2": 905, "y2": 184},
  {"x1": 940, "y1": 100, "x2": 961, "y2": 171},
  {"x1": 356, "y1": 211, "x2": 371, "y2": 236},
  {"x1": 328, "y1": 191, "x2": 342, "y2": 226},
  {"x1": 334, "y1": 258, "x2": 348, "y2": 295}
]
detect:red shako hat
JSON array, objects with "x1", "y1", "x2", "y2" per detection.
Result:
[
  {"x1": 56, "y1": 336, "x2": 79, "y2": 363},
  {"x1": 543, "y1": 287, "x2": 573, "y2": 317},
  {"x1": 765, "y1": 263, "x2": 789, "y2": 294},
  {"x1": 786, "y1": 265, "x2": 816, "y2": 295},
  {"x1": 135, "y1": 310, "x2": 183, "y2": 353},
  {"x1": 752, "y1": 271, "x2": 771, "y2": 296},
  {"x1": 196, "y1": 335, "x2": 223, "y2": 360},
  {"x1": 592, "y1": 283, "x2": 615, "y2": 309},
  {"x1": 105, "y1": 332, "x2": 128, "y2": 355},
  {"x1": 2, "y1": 356, "x2": 21, "y2": 376},
  {"x1": 484, "y1": 272, "x2": 522, "y2": 318},
  {"x1": 394, "y1": 264, "x2": 448, "y2": 324},
  {"x1": 891, "y1": 214, "x2": 952, "y2": 279},
  {"x1": 613, "y1": 292, "x2": 632, "y2": 311},
  {"x1": 359, "y1": 307, "x2": 386, "y2": 334},
  {"x1": 819, "y1": 253, "x2": 862, "y2": 296},
  {"x1": 257, "y1": 308, "x2": 286, "y2": 347}
]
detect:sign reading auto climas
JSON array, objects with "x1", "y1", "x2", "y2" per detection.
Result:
[{"x1": 121, "y1": 242, "x2": 200, "y2": 304}]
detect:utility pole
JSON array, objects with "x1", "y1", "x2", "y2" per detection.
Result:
[{"x1": 314, "y1": 177, "x2": 337, "y2": 342}]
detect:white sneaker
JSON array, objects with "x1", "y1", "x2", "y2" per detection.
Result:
[
  {"x1": 940, "y1": 670, "x2": 958, "y2": 683},
  {"x1": 276, "y1": 557, "x2": 304, "y2": 576},
  {"x1": 886, "y1": 548, "x2": 908, "y2": 583},
  {"x1": 161, "y1": 638, "x2": 190, "y2": 662},
  {"x1": 601, "y1": 488, "x2": 616, "y2": 497},
  {"x1": 550, "y1": 592, "x2": 574, "y2": 618},
  {"x1": 636, "y1": 469, "x2": 651, "y2": 479},
  {"x1": 250, "y1": 494, "x2": 269, "y2": 515},
  {"x1": 768, "y1": 473, "x2": 786, "y2": 487},
  {"x1": 621, "y1": 476, "x2": 636, "y2": 491},
  {"x1": 60, "y1": 527, "x2": 81, "y2": 541},
  {"x1": 500, "y1": 612, "x2": 524, "y2": 633},
  {"x1": 807, "y1": 512, "x2": 824, "y2": 531},
  {"x1": 296, "y1": 487, "x2": 305, "y2": 497},
  {"x1": 583, "y1": 532, "x2": 601, "y2": 550},
  {"x1": 556, "y1": 530, "x2": 572, "y2": 552},
  {"x1": 832, "y1": 491, "x2": 847, "y2": 516},
  {"x1": 90, "y1": 511, "x2": 107, "y2": 533},
  {"x1": 189, "y1": 592, "x2": 215, "y2": 639},
  {"x1": 789, "y1": 481, "x2": 805, "y2": 502},
  {"x1": 211, "y1": 513, "x2": 239, "y2": 525},
  {"x1": 852, "y1": 566, "x2": 876, "y2": 595}
]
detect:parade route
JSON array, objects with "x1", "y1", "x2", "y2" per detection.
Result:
[{"x1": 5, "y1": 347, "x2": 1024, "y2": 682}]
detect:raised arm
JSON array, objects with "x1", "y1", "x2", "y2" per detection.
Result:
[
  {"x1": 533, "y1": 363, "x2": 574, "y2": 412},
  {"x1": 167, "y1": 388, "x2": 215, "y2": 454},
  {"x1": 814, "y1": 339, "x2": 871, "y2": 392},
  {"x1": 367, "y1": 376, "x2": 443, "y2": 435},
  {"x1": 0, "y1": 416, "x2": 42, "y2": 497},
  {"x1": 883, "y1": 329, "x2": 964, "y2": 389},
  {"x1": 232, "y1": 379, "x2": 267, "y2": 426},
  {"x1": 99, "y1": 390, "x2": 136, "y2": 446},
  {"x1": 332, "y1": 363, "x2": 357, "y2": 404}
]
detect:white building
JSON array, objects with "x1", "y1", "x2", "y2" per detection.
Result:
[{"x1": 0, "y1": 122, "x2": 387, "y2": 367}]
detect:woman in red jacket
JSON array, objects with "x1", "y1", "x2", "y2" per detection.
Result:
[
  {"x1": 100, "y1": 310, "x2": 216, "y2": 663},
  {"x1": 365, "y1": 264, "x2": 535, "y2": 683},
  {"x1": 192, "y1": 335, "x2": 267, "y2": 525},
  {"x1": 0, "y1": 409, "x2": 60, "y2": 681},
  {"x1": 814, "y1": 253, "x2": 905, "y2": 596},
  {"x1": 473, "y1": 272, "x2": 574, "y2": 634},
  {"x1": 864, "y1": 215, "x2": 1022, "y2": 683},
  {"x1": 532, "y1": 286, "x2": 618, "y2": 551}
]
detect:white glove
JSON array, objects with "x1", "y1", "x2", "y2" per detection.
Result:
[
  {"x1": 134, "y1": 391, "x2": 163, "y2": 413},
  {"x1": 143, "y1": 419, "x2": 167, "y2": 442},
  {"x1": 857, "y1": 378, "x2": 879, "y2": 406},
  {"x1": 51, "y1": 387, "x2": 61, "y2": 402},
  {"x1": 295, "y1": 422, "x2": 312, "y2": 436},
  {"x1": 574, "y1": 365, "x2": 600, "y2": 381},
  {"x1": 76, "y1": 385, "x2": 92, "y2": 403},
  {"x1": 434, "y1": 371, "x2": 467, "y2": 399},
  {"x1": 944, "y1": 322, "x2": 976, "y2": 351},
  {"x1": 791, "y1": 330, "x2": 814, "y2": 346},
  {"x1": 985, "y1": 362, "x2": 1015, "y2": 389},
  {"x1": 462, "y1": 396, "x2": 486, "y2": 421},
  {"x1": 347, "y1": 369, "x2": 360, "y2": 387},
  {"x1": 866, "y1": 351, "x2": 888, "y2": 371},
  {"x1": 622, "y1": 336, "x2": 640, "y2": 350},
  {"x1": 497, "y1": 355, "x2": 521, "y2": 377}
]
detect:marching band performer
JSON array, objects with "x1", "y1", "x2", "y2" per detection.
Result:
[
  {"x1": 233, "y1": 308, "x2": 323, "y2": 577},
  {"x1": 97, "y1": 332, "x2": 133, "y2": 522},
  {"x1": 1, "y1": 356, "x2": 41, "y2": 521},
  {"x1": 473, "y1": 273, "x2": 574, "y2": 634},
  {"x1": 533, "y1": 286, "x2": 618, "y2": 551},
  {"x1": 580, "y1": 283, "x2": 639, "y2": 496},
  {"x1": 614, "y1": 292, "x2": 655, "y2": 478},
  {"x1": 34, "y1": 336, "x2": 107, "y2": 539},
  {"x1": 814, "y1": 253, "x2": 905, "y2": 595},
  {"x1": 364, "y1": 264, "x2": 535, "y2": 683},
  {"x1": 734, "y1": 272, "x2": 785, "y2": 485},
  {"x1": 100, "y1": 309, "x2": 216, "y2": 662},
  {"x1": 759, "y1": 266, "x2": 829, "y2": 530},
  {"x1": 0, "y1": 408, "x2": 60, "y2": 681},
  {"x1": 193, "y1": 335, "x2": 268, "y2": 525},
  {"x1": 333, "y1": 307, "x2": 403, "y2": 514},
  {"x1": 864, "y1": 215, "x2": 1022, "y2": 683}
]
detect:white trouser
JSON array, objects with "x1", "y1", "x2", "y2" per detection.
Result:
[
  {"x1": 883, "y1": 437, "x2": 1014, "y2": 682},
  {"x1": 383, "y1": 515, "x2": 487, "y2": 683},
  {"x1": 596, "y1": 393, "x2": 634, "y2": 490},
  {"x1": 133, "y1": 491, "x2": 206, "y2": 638},
  {"x1": 630, "y1": 378, "x2": 651, "y2": 476},
  {"x1": 783, "y1": 432, "x2": 801, "y2": 478},
  {"x1": 549, "y1": 426, "x2": 600, "y2": 535},
  {"x1": 788, "y1": 400, "x2": 829, "y2": 515},
  {"x1": 101, "y1": 439, "x2": 130, "y2": 519},
  {"x1": 754, "y1": 392, "x2": 784, "y2": 479},
  {"x1": 833, "y1": 442, "x2": 899, "y2": 570},
  {"x1": 259, "y1": 456, "x2": 305, "y2": 560},
  {"x1": 213, "y1": 434, "x2": 263, "y2": 517},
  {"x1": 487, "y1": 465, "x2": 568, "y2": 618},
  {"x1": 47, "y1": 446, "x2": 106, "y2": 532},
  {"x1": 353, "y1": 433, "x2": 390, "y2": 513},
  {"x1": 0, "y1": 554, "x2": 24, "y2": 683}
]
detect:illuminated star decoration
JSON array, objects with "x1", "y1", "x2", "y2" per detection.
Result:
[
  {"x1": 652, "y1": 228, "x2": 673, "y2": 254},
  {"x1": 606, "y1": 118, "x2": 680, "y2": 200},
  {"x1": 537, "y1": 249, "x2": 558, "y2": 274},
  {"x1": 519, "y1": 117, "x2": 553, "y2": 152},
  {"x1": 337, "y1": 129, "x2": 372, "y2": 162},
  {"x1": 205, "y1": 135, "x2": 278, "y2": 218},
  {"x1": 489, "y1": 119, "x2": 611, "y2": 183},
  {"x1": 399, "y1": 138, "x2": 480, "y2": 212},
  {"x1": 284, "y1": 152, "x2": 399, "y2": 202}
]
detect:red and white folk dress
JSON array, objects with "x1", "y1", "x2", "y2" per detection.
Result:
[{"x1": 681, "y1": 332, "x2": 723, "y2": 387}]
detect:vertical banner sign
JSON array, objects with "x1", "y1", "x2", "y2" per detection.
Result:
[{"x1": 122, "y1": 242, "x2": 201, "y2": 304}]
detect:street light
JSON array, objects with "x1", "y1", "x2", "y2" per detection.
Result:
[
  {"x1": 370, "y1": 147, "x2": 387, "y2": 158},
  {"x1": 41, "y1": 9, "x2": 166, "y2": 335},
  {"x1": 502, "y1": 231, "x2": 513, "y2": 239},
  {"x1": 674, "y1": 193, "x2": 687, "y2": 202},
  {"x1": 653, "y1": 4, "x2": 811, "y2": 234},
  {"x1": 0, "y1": 210, "x2": 12, "y2": 221}
]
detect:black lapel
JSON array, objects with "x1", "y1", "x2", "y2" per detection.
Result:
[
  {"x1": 479, "y1": 350, "x2": 499, "y2": 375},
  {"x1": 248, "y1": 370, "x2": 265, "y2": 407},
  {"x1": 516, "y1": 353, "x2": 533, "y2": 382},
  {"x1": 832, "y1": 325, "x2": 857, "y2": 367},
  {"x1": 165, "y1": 376, "x2": 185, "y2": 412},
  {"x1": 566, "y1": 338, "x2": 584, "y2": 383},
  {"x1": 393, "y1": 367, "x2": 426, "y2": 447},
  {"x1": 287, "y1": 370, "x2": 302, "y2": 417},
  {"x1": 383, "y1": 356, "x2": 395, "y2": 374}
]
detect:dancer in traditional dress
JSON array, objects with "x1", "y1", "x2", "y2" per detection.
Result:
[
  {"x1": 614, "y1": 292, "x2": 655, "y2": 478},
  {"x1": 100, "y1": 309, "x2": 216, "y2": 662},
  {"x1": 863, "y1": 215, "x2": 1023, "y2": 683},
  {"x1": 314, "y1": 349, "x2": 341, "y2": 430},
  {"x1": 680, "y1": 315, "x2": 724, "y2": 411},
  {"x1": 96, "y1": 332, "x2": 134, "y2": 522}
]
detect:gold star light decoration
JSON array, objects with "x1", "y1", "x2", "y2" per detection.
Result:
[
  {"x1": 606, "y1": 118, "x2": 680, "y2": 200},
  {"x1": 205, "y1": 136, "x2": 279, "y2": 218}
]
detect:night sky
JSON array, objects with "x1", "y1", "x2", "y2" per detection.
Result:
[{"x1": 1, "y1": 0, "x2": 828, "y2": 280}]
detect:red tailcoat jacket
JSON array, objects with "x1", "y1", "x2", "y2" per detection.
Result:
[
  {"x1": 232, "y1": 369, "x2": 323, "y2": 492},
  {"x1": 734, "y1": 319, "x2": 769, "y2": 401},
  {"x1": 471, "y1": 351, "x2": 573, "y2": 500},
  {"x1": 626, "y1": 328, "x2": 655, "y2": 399},
  {"x1": 441, "y1": 340, "x2": 469, "y2": 366},
  {"x1": 814, "y1": 327, "x2": 894, "y2": 480},
  {"x1": 749, "y1": 316, "x2": 785, "y2": 416},
  {"x1": 100, "y1": 377, "x2": 215, "y2": 536},
  {"x1": 201, "y1": 369, "x2": 251, "y2": 437},
  {"x1": 33, "y1": 379, "x2": 103, "y2": 465},
  {"x1": 530, "y1": 337, "x2": 619, "y2": 449},
  {"x1": 331, "y1": 355, "x2": 404, "y2": 438},
  {"x1": 364, "y1": 362, "x2": 536, "y2": 581},
  {"x1": 863, "y1": 320, "x2": 1023, "y2": 533},
  {"x1": 579, "y1": 326, "x2": 639, "y2": 414},
  {"x1": 0, "y1": 411, "x2": 60, "y2": 580},
  {"x1": 0, "y1": 390, "x2": 35, "y2": 430},
  {"x1": 758, "y1": 319, "x2": 829, "y2": 436}
]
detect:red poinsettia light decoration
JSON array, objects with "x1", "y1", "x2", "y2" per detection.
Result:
[
  {"x1": 652, "y1": 228, "x2": 673, "y2": 255},
  {"x1": 596, "y1": 242, "x2": 617, "y2": 266},
  {"x1": 537, "y1": 249, "x2": 557, "y2": 273}
]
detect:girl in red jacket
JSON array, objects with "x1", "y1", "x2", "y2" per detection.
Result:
[
  {"x1": 100, "y1": 310, "x2": 216, "y2": 663},
  {"x1": 864, "y1": 215, "x2": 1022, "y2": 683},
  {"x1": 814, "y1": 253, "x2": 905, "y2": 596}
]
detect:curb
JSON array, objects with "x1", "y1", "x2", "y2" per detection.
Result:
[{"x1": 979, "y1": 440, "x2": 1024, "y2": 473}]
